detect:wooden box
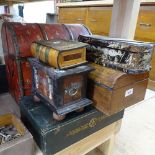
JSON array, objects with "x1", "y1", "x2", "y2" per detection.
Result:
[
  {"x1": 79, "y1": 35, "x2": 154, "y2": 74},
  {"x1": 20, "y1": 96, "x2": 124, "y2": 155},
  {"x1": 88, "y1": 63, "x2": 149, "y2": 115},
  {"x1": 0, "y1": 114, "x2": 34, "y2": 155},
  {"x1": 29, "y1": 58, "x2": 93, "y2": 117},
  {"x1": 31, "y1": 39, "x2": 88, "y2": 69}
]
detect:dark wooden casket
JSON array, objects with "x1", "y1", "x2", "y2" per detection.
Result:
[
  {"x1": 88, "y1": 63, "x2": 149, "y2": 115},
  {"x1": 79, "y1": 35, "x2": 154, "y2": 74},
  {"x1": 29, "y1": 58, "x2": 93, "y2": 116}
]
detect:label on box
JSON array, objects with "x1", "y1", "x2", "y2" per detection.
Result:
[{"x1": 125, "y1": 88, "x2": 133, "y2": 97}]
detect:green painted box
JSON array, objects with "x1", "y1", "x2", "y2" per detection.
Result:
[{"x1": 20, "y1": 96, "x2": 124, "y2": 155}]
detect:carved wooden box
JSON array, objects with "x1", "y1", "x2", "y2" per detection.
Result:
[
  {"x1": 29, "y1": 58, "x2": 93, "y2": 117},
  {"x1": 88, "y1": 63, "x2": 149, "y2": 115}
]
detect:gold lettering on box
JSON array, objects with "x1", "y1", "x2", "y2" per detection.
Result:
[{"x1": 66, "y1": 115, "x2": 105, "y2": 137}]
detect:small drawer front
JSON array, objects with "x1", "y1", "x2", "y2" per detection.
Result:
[
  {"x1": 87, "y1": 7, "x2": 112, "y2": 35},
  {"x1": 63, "y1": 75, "x2": 83, "y2": 104},
  {"x1": 59, "y1": 8, "x2": 87, "y2": 24},
  {"x1": 135, "y1": 8, "x2": 155, "y2": 42}
]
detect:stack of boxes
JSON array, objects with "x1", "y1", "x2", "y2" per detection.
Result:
[
  {"x1": 29, "y1": 39, "x2": 93, "y2": 120},
  {"x1": 1, "y1": 22, "x2": 91, "y2": 103},
  {"x1": 79, "y1": 34, "x2": 154, "y2": 115},
  {"x1": 2, "y1": 22, "x2": 153, "y2": 155}
]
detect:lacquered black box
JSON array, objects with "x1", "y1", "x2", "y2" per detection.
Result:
[{"x1": 20, "y1": 96, "x2": 124, "y2": 155}]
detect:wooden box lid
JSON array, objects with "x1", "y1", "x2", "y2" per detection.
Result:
[{"x1": 88, "y1": 63, "x2": 149, "y2": 89}]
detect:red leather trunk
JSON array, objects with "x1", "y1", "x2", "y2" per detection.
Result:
[
  {"x1": 1, "y1": 22, "x2": 39, "y2": 102},
  {"x1": 1, "y1": 22, "x2": 91, "y2": 103},
  {"x1": 4, "y1": 57, "x2": 32, "y2": 102}
]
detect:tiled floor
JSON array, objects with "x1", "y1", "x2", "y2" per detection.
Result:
[
  {"x1": 144, "y1": 89, "x2": 155, "y2": 100},
  {"x1": 0, "y1": 93, "x2": 20, "y2": 117},
  {"x1": 113, "y1": 91, "x2": 155, "y2": 155},
  {"x1": 0, "y1": 89, "x2": 155, "y2": 155}
]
